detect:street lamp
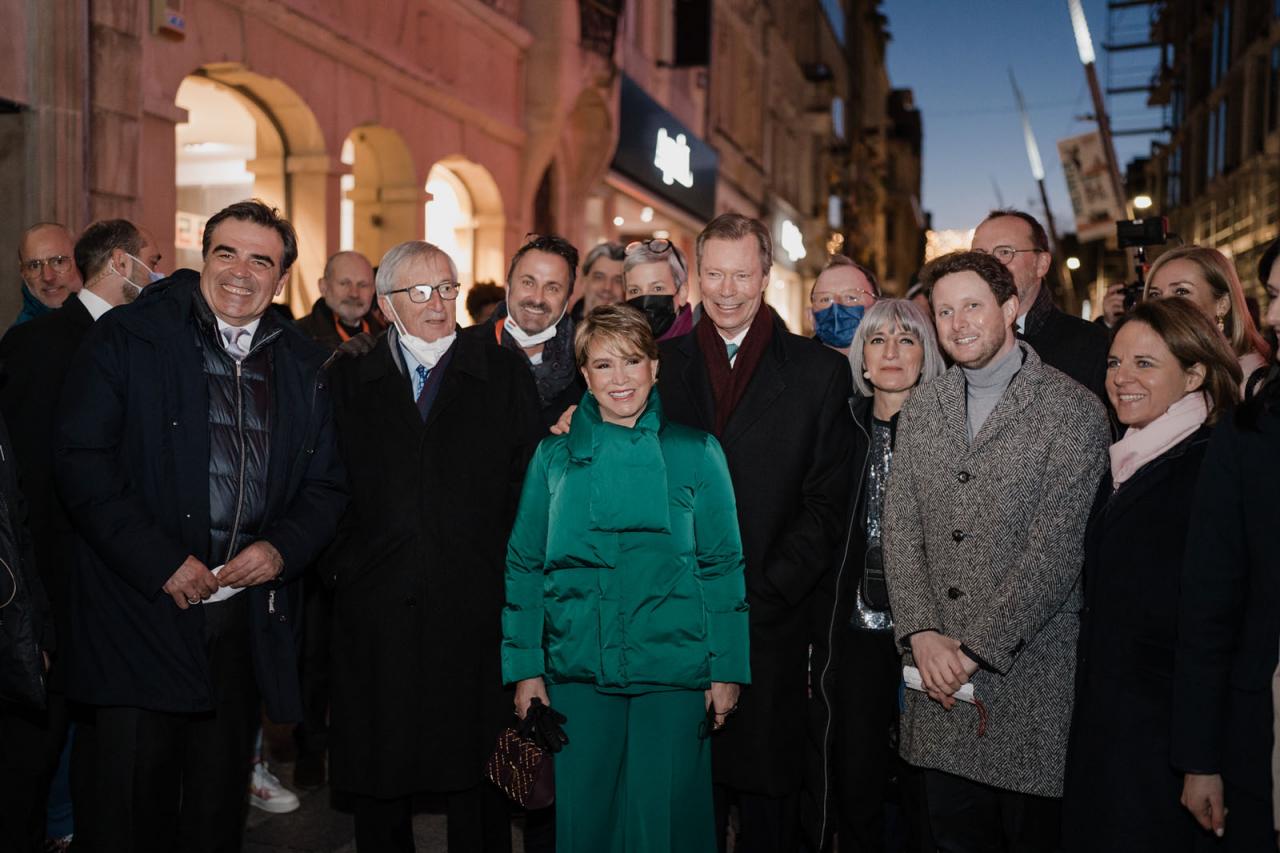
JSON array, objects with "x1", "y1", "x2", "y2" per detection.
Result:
[
  {"x1": 1067, "y1": 0, "x2": 1096, "y2": 64},
  {"x1": 1066, "y1": 0, "x2": 1126, "y2": 216},
  {"x1": 1066, "y1": 256, "x2": 1082, "y2": 270},
  {"x1": 1133, "y1": 195, "x2": 1153, "y2": 211}
]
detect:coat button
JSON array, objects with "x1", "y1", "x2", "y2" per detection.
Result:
[
  {"x1": 947, "y1": 587, "x2": 964, "y2": 600},
  {"x1": 951, "y1": 529, "x2": 966, "y2": 542},
  {"x1": 957, "y1": 471, "x2": 970, "y2": 483},
  {"x1": 279, "y1": 615, "x2": 287, "y2": 623},
  {"x1": 405, "y1": 596, "x2": 417, "y2": 607}
]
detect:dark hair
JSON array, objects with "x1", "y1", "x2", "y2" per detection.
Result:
[
  {"x1": 201, "y1": 199, "x2": 299, "y2": 274},
  {"x1": 573, "y1": 303, "x2": 659, "y2": 368},
  {"x1": 696, "y1": 213, "x2": 772, "y2": 274},
  {"x1": 982, "y1": 208, "x2": 1050, "y2": 253},
  {"x1": 466, "y1": 281, "x2": 505, "y2": 323},
  {"x1": 816, "y1": 254, "x2": 881, "y2": 297},
  {"x1": 75, "y1": 219, "x2": 143, "y2": 281},
  {"x1": 582, "y1": 241, "x2": 626, "y2": 274},
  {"x1": 919, "y1": 251, "x2": 1017, "y2": 305},
  {"x1": 1114, "y1": 298, "x2": 1242, "y2": 425},
  {"x1": 506, "y1": 235, "x2": 580, "y2": 294},
  {"x1": 1258, "y1": 237, "x2": 1280, "y2": 287}
]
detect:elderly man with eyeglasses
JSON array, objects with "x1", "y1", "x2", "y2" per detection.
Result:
[
  {"x1": 13, "y1": 223, "x2": 83, "y2": 328},
  {"x1": 324, "y1": 240, "x2": 543, "y2": 853},
  {"x1": 970, "y1": 209, "x2": 1108, "y2": 399}
]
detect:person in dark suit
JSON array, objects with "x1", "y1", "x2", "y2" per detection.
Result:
[
  {"x1": 1063, "y1": 299, "x2": 1242, "y2": 852},
  {"x1": 325, "y1": 241, "x2": 542, "y2": 853},
  {"x1": 656, "y1": 213, "x2": 854, "y2": 852},
  {"x1": 0, "y1": 218, "x2": 158, "y2": 852},
  {"x1": 295, "y1": 250, "x2": 383, "y2": 351},
  {"x1": 469, "y1": 235, "x2": 584, "y2": 430},
  {"x1": 53, "y1": 201, "x2": 347, "y2": 852},
  {"x1": 971, "y1": 209, "x2": 1109, "y2": 400},
  {"x1": 1172, "y1": 310, "x2": 1280, "y2": 850}
]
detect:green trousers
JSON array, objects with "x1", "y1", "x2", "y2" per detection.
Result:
[{"x1": 548, "y1": 682, "x2": 715, "y2": 853}]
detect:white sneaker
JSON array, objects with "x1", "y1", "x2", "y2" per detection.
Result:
[{"x1": 248, "y1": 761, "x2": 301, "y2": 814}]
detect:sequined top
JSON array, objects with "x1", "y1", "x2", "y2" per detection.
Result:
[{"x1": 852, "y1": 417, "x2": 895, "y2": 631}]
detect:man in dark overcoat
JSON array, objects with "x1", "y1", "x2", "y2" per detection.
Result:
[
  {"x1": 325, "y1": 240, "x2": 542, "y2": 852},
  {"x1": 655, "y1": 213, "x2": 853, "y2": 852},
  {"x1": 52, "y1": 200, "x2": 348, "y2": 851}
]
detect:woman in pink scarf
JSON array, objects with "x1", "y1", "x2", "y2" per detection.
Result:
[{"x1": 1063, "y1": 299, "x2": 1240, "y2": 852}]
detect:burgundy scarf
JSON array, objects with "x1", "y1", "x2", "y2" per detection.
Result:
[{"x1": 695, "y1": 305, "x2": 775, "y2": 437}]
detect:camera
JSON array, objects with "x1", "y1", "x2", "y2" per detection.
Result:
[{"x1": 1115, "y1": 217, "x2": 1171, "y2": 310}]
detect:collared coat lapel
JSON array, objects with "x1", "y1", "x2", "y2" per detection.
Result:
[
  {"x1": 671, "y1": 331, "x2": 715, "y2": 432},
  {"x1": 721, "y1": 331, "x2": 787, "y2": 449}
]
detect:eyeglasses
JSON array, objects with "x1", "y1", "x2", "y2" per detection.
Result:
[
  {"x1": 20, "y1": 255, "x2": 73, "y2": 277},
  {"x1": 811, "y1": 290, "x2": 873, "y2": 308},
  {"x1": 626, "y1": 239, "x2": 686, "y2": 272},
  {"x1": 385, "y1": 282, "x2": 460, "y2": 302},
  {"x1": 974, "y1": 246, "x2": 1041, "y2": 265}
]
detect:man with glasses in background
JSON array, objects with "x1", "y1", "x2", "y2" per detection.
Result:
[
  {"x1": 808, "y1": 255, "x2": 880, "y2": 356},
  {"x1": 13, "y1": 223, "x2": 83, "y2": 328},
  {"x1": 622, "y1": 237, "x2": 696, "y2": 341},
  {"x1": 970, "y1": 209, "x2": 1107, "y2": 399},
  {"x1": 324, "y1": 240, "x2": 541, "y2": 852}
]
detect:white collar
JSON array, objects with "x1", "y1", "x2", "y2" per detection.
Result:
[
  {"x1": 719, "y1": 327, "x2": 750, "y2": 348},
  {"x1": 215, "y1": 316, "x2": 262, "y2": 342},
  {"x1": 78, "y1": 287, "x2": 114, "y2": 322}
]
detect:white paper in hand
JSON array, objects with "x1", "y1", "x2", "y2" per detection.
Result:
[
  {"x1": 202, "y1": 564, "x2": 244, "y2": 604},
  {"x1": 903, "y1": 665, "x2": 977, "y2": 704}
]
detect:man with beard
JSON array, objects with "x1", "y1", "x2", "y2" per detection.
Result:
[
  {"x1": 0, "y1": 218, "x2": 158, "y2": 852},
  {"x1": 470, "y1": 234, "x2": 583, "y2": 428},
  {"x1": 53, "y1": 201, "x2": 346, "y2": 851},
  {"x1": 970, "y1": 209, "x2": 1108, "y2": 399},
  {"x1": 622, "y1": 238, "x2": 696, "y2": 341},
  {"x1": 570, "y1": 241, "x2": 625, "y2": 323},
  {"x1": 13, "y1": 223, "x2": 83, "y2": 328},
  {"x1": 296, "y1": 251, "x2": 381, "y2": 351},
  {"x1": 884, "y1": 251, "x2": 1108, "y2": 850}
]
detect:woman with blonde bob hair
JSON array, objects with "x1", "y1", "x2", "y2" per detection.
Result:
[
  {"x1": 1144, "y1": 245, "x2": 1272, "y2": 388},
  {"x1": 812, "y1": 298, "x2": 945, "y2": 849},
  {"x1": 503, "y1": 304, "x2": 750, "y2": 853}
]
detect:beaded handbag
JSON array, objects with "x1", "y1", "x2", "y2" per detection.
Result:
[{"x1": 485, "y1": 726, "x2": 555, "y2": 809}]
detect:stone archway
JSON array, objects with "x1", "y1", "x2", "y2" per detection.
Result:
[
  {"x1": 342, "y1": 125, "x2": 420, "y2": 267},
  {"x1": 427, "y1": 155, "x2": 507, "y2": 301},
  {"x1": 174, "y1": 64, "x2": 332, "y2": 316}
]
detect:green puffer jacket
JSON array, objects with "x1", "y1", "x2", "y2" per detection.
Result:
[{"x1": 502, "y1": 390, "x2": 750, "y2": 692}]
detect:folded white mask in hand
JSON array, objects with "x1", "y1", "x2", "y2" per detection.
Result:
[{"x1": 903, "y1": 665, "x2": 977, "y2": 704}]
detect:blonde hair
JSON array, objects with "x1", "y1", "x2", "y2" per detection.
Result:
[
  {"x1": 1145, "y1": 245, "x2": 1272, "y2": 363},
  {"x1": 573, "y1": 303, "x2": 659, "y2": 368}
]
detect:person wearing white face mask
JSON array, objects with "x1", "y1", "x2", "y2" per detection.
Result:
[
  {"x1": 324, "y1": 241, "x2": 543, "y2": 853},
  {"x1": 467, "y1": 234, "x2": 585, "y2": 430},
  {"x1": 0, "y1": 218, "x2": 160, "y2": 851}
]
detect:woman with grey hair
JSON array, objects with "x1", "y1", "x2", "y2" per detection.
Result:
[
  {"x1": 622, "y1": 238, "x2": 696, "y2": 341},
  {"x1": 810, "y1": 298, "x2": 945, "y2": 850}
]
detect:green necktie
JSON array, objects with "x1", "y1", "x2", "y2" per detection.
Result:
[{"x1": 725, "y1": 342, "x2": 740, "y2": 361}]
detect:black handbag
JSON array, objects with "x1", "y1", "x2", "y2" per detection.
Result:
[{"x1": 484, "y1": 725, "x2": 555, "y2": 809}]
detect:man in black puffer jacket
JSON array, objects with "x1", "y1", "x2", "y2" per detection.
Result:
[{"x1": 53, "y1": 201, "x2": 347, "y2": 852}]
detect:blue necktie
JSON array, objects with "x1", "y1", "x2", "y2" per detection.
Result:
[
  {"x1": 725, "y1": 342, "x2": 740, "y2": 362},
  {"x1": 414, "y1": 364, "x2": 429, "y2": 401}
]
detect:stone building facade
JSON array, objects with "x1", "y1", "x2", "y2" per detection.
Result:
[{"x1": 1, "y1": 0, "x2": 919, "y2": 329}]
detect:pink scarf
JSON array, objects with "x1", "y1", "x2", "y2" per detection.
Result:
[{"x1": 1109, "y1": 391, "x2": 1209, "y2": 488}]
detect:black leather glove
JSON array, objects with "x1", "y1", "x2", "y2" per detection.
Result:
[
  {"x1": 337, "y1": 331, "x2": 378, "y2": 357},
  {"x1": 519, "y1": 697, "x2": 569, "y2": 753}
]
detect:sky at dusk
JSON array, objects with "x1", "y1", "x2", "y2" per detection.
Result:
[{"x1": 885, "y1": 0, "x2": 1164, "y2": 233}]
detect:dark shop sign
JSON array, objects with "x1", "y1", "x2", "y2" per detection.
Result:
[{"x1": 612, "y1": 76, "x2": 718, "y2": 221}]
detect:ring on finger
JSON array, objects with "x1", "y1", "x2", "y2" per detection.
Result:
[{"x1": 186, "y1": 595, "x2": 200, "y2": 605}]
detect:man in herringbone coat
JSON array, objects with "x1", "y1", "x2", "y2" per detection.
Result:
[{"x1": 884, "y1": 251, "x2": 1109, "y2": 849}]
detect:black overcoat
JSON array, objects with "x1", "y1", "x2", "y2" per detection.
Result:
[
  {"x1": 0, "y1": 294, "x2": 94, "y2": 685},
  {"x1": 52, "y1": 273, "x2": 348, "y2": 720},
  {"x1": 658, "y1": 312, "x2": 854, "y2": 797},
  {"x1": 1020, "y1": 283, "x2": 1110, "y2": 401},
  {"x1": 1172, "y1": 395, "x2": 1280, "y2": 819},
  {"x1": 1062, "y1": 427, "x2": 1212, "y2": 852},
  {"x1": 324, "y1": 330, "x2": 542, "y2": 798}
]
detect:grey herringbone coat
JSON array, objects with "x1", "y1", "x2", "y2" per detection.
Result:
[{"x1": 884, "y1": 343, "x2": 1109, "y2": 797}]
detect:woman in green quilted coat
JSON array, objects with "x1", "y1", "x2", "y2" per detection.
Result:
[{"x1": 502, "y1": 304, "x2": 750, "y2": 853}]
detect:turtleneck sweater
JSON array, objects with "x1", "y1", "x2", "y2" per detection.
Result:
[{"x1": 961, "y1": 340, "x2": 1023, "y2": 442}]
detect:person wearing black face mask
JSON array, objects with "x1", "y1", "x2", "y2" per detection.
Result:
[
  {"x1": 623, "y1": 238, "x2": 696, "y2": 341},
  {"x1": 809, "y1": 255, "x2": 880, "y2": 356}
]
